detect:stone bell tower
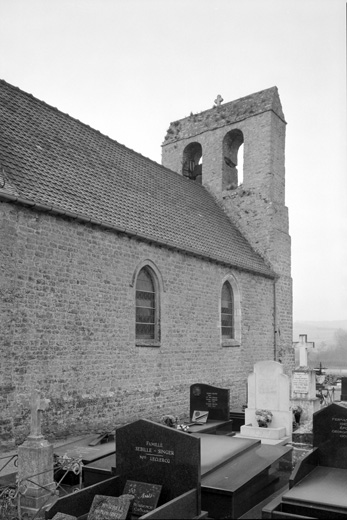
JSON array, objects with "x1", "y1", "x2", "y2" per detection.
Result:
[{"x1": 161, "y1": 87, "x2": 293, "y2": 370}]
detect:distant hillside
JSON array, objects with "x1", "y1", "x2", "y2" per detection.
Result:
[
  {"x1": 293, "y1": 320, "x2": 347, "y2": 347},
  {"x1": 293, "y1": 320, "x2": 347, "y2": 369}
]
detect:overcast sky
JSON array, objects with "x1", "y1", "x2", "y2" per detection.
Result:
[{"x1": 1, "y1": 0, "x2": 346, "y2": 323}]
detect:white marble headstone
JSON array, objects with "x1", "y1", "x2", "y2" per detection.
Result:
[{"x1": 245, "y1": 360, "x2": 292, "y2": 437}]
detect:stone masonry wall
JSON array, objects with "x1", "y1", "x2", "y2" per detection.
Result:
[
  {"x1": 162, "y1": 108, "x2": 294, "y2": 375},
  {"x1": 0, "y1": 201, "x2": 275, "y2": 447}
]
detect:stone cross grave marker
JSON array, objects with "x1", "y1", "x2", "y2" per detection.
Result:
[
  {"x1": 214, "y1": 94, "x2": 223, "y2": 106},
  {"x1": 293, "y1": 334, "x2": 315, "y2": 368},
  {"x1": 21, "y1": 388, "x2": 50, "y2": 438}
]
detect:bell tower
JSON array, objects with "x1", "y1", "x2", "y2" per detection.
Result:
[{"x1": 162, "y1": 87, "x2": 293, "y2": 369}]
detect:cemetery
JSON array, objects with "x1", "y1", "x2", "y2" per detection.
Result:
[{"x1": 1, "y1": 343, "x2": 347, "y2": 519}]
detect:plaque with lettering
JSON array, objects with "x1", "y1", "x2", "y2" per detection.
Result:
[
  {"x1": 293, "y1": 372, "x2": 309, "y2": 394},
  {"x1": 190, "y1": 383, "x2": 230, "y2": 421},
  {"x1": 313, "y1": 403, "x2": 347, "y2": 469},
  {"x1": 123, "y1": 480, "x2": 162, "y2": 516},
  {"x1": 87, "y1": 494, "x2": 133, "y2": 520},
  {"x1": 116, "y1": 419, "x2": 200, "y2": 504},
  {"x1": 191, "y1": 410, "x2": 209, "y2": 424}
]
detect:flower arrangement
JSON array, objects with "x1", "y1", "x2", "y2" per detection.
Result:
[
  {"x1": 255, "y1": 409, "x2": 273, "y2": 428},
  {"x1": 176, "y1": 423, "x2": 190, "y2": 432},
  {"x1": 161, "y1": 415, "x2": 177, "y2": 428},
  {"x1": 292, "y1": 405, "x2": 303, "y2": 426}
]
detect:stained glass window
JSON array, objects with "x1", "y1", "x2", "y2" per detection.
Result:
[
  {"x1": 136, "y1": 267, "x2": 156, "y2": 340},
  {"x1": 221, "y1": 282, "x2": 234, "y2": 338}
]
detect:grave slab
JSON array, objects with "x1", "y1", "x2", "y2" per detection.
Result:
[
  {"x1": 262, "y1": 403, "x2": 347, "y2": 519},
  {"x1": 54, "y1": 436, "x2": 115, "y2": 464},
  {"x1": 52, "y1": 514, "x2": 77, "y2": 520},
  {"x1": 201, "y1": 443, "x2": 292, "y2": 518},
  {"x1": 46, "y1": 419, "x2": 202, "y2": 519},
  {"x1": 240, "y1": 425, "x2": 286, "y2": 440}
]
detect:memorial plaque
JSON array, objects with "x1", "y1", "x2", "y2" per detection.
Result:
[
  {"x1": 313, "y1": 403, "x2": 347, "y2": 469},
  {"x1": 123, "y1": 480, "x2": 162, "y2": 516},
  {"x1": 190, "y1": 384, "x2": 230, "y2": 421},
  {"x1": 116, "y1": 418, "x2": 200, "y2": 505},
  {"x1": 191, "y1": 410, "x2": 209, "y2": 424},
  {"x1": 292, "y1": 372, "x2": 309, "y2": 394},
  {"x1": 87, "y1": 494, "x2": 133, "y2": 520}
]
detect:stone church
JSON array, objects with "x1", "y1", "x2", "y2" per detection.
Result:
[{"x1": 0, "y1": 79, "x2": 293, "y2": 446}]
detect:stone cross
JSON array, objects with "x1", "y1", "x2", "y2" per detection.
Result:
[
  {"x1": 214, "y1": 94, "x2": 223, "y2": 106},
  {"x1": 22, "y1": 389, "x2": 50, "y2": 438},
  {"x1": 293, "y1": 334, "x2": 315, "y2": 367}
]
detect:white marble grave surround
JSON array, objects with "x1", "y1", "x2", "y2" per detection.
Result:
[{"x1": 244, "y1": 360, "x2": 292, "y2": 438}]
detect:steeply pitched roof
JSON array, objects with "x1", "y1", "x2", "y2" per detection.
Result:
[
  {"x1": 164, "y1": 86, "x2": 286, "y2": 144},
  {"x1": 0, "y1": 79, "x2": 274, "y2": 278}
]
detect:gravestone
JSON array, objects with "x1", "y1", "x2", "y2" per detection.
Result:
[
  {"x1": 239, "y1": 361, "x2": 292, "y2": 443},
  {"x1": 190, "y1": 383, "x2": 230, "y2": 421},
  {"x1": 291, "y1": 335, "x2": 320, "y2": 424},
  {"x1": 312, "y1": 402, "x2": 347, "y2": 467},
  {"x1": 88, "y1": 494, "x2": 134, "y2": 520},
  {"x1": 18, "y1": 389, "x2": 55, "y2": 518},
  {"x1": 263, "y1": 403, "x2": 347, "y2": 518},
  {"x1": 123, "y1": 480, "x2": 162, "y2": 516},
  {"x1": 116, "y1": 418, "x2": 201, "y2": 505},
  {"x1": 46, "y1": 419, "x2": 202, "y2": 519},
  {"x1": 341, "y1": 377, "x2": 347, "y2": 401}
]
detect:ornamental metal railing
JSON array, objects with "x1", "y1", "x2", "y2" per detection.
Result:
[{"x1": 0, "y1": 452, "x2": 83, "y2": 520}]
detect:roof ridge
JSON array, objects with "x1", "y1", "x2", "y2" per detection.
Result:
[
  {"x1": 0, "y1": 78, "x2": 276, "y2": 278},
  {"x1": 0, "y1": 78, "x2": 182, "y2": 178},
  {"x1": 170, "y1": 86, "x2": 283, "y2": 124}
]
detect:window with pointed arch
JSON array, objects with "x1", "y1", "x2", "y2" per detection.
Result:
[
  {"x1": 221, "y1": 277, "x2": 241, "y2": 347},
  {"x1": 135, "y1": 266, "x2": 160, "y2": 343}
]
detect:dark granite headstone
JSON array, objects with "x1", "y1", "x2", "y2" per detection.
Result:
[
  {"x1": 341, "y1": 377, "x2": 347, "y2": 401},
  {"x1": 52, "y1": 514, "x2": 77, "y2": 520},
  {"x1": 123, "y1": 480, "x2": 162, "y2": 516},
  {"x1": 87, "y1": 494, "x2": 134, "y2": 520},
  {"x1": 313, "y1": 403, "x2": 347, "y2": 469},
  {"x1": 116, "y1": 419, "x2": 201, "y2": 505},
  {"x1": 190, "y1": 383, "x2": 230, "y2": 421}
]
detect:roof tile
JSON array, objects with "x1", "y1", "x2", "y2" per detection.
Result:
[{"x1": 0, "y1": 79, "x2": 274, "y2": 277}]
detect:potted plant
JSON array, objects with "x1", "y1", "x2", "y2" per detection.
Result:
[{"x1": 255, "y1": 409, "x2": 273, "y2": 428}]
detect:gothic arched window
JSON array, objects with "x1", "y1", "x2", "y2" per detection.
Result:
[
  {"x1": 221, "y1": 281, "x2": 234, "y2": 339},
  {"x1": 135, "y1": 267, "x2": 159, "y2": 340}
]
